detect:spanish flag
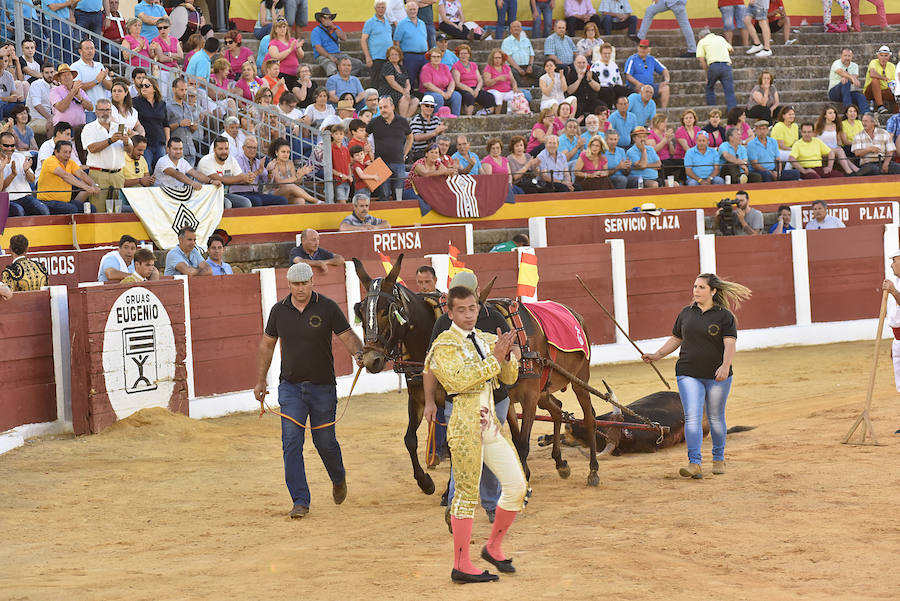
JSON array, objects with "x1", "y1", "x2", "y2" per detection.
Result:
[
  {"x1": 378, "y1": 252, "x2": 404, "y2": 284},
  {"x1": 517, "y1": 249, "x2": 539, "y2": 298},
  {"x1": 447, "y1": 242, "x2": 472, "y2": 287}
]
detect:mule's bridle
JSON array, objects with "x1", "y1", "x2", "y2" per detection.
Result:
[{"x1": 358, "y1": 277, "x2": 410, "y2": 363}]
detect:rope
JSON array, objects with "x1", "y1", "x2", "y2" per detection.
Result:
[{"x1": 258, "y1": 365, "x2": 363, "y2": 430}]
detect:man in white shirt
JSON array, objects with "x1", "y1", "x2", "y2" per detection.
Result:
[
  {"x1": 210, "y1": 116, "x2": 247, "y2": 162},
  {"x1": 26, "y1": 65, "x2": 56, "y2": 137},
  {"x1": 96, "y1": 234, "x2": 158, "y2": 282},
  {"x1": 36, "y1": 121, "x2": 81, "y2": 178},
  {"x1": 805, "y1": 199, "x2": 845, "y2": 230},
  {"x1": 81, "y1": 98, "x2": 130, "y2": 212},
  {"x1": 0, "y1": 131, "x2": 43, "y2": 215},
  {"x1": 881, "y1": 250, "x2": 900, "y2": 429},
  {"x1": 154, "y1": 137, "x2": 216, "y2": 190},
  {"x1": 71, "y1": 39, "x2": 112, "y2": 124},
  {"x1": 195, "y1": 137, "x2": 254, "y2": 208}
]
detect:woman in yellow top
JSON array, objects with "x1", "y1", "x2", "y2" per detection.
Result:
[
  {"x1": 424, "y1": 286, "x2": 526, "y2": 584},
  {"x1": 770, "y1": 105, "x2": 798, "y2": 165},
  {"x1": 842, "y1": 104, "x2": 864, "y2": 144}
]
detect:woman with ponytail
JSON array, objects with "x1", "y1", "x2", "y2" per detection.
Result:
[{"x1": 642, "y1": 273, "x2": 751, "y2": 479}]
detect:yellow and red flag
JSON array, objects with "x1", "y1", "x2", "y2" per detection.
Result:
[
  {"x1": 378, "y1": 252, "x2": 404, "y2": 284},
  {"x1": 517, "y1": 249, "x2": 539, "y2": 298},
  {"x1": 447, "y1": 242, "x2": 472, "y2": 287}
]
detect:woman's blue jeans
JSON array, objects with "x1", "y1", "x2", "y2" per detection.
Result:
[
  {"x1": 429, "y1": 90, "x2": 462, "y2": 116},
  {"x1": 676, "y1": 375, "x2": 732, "y2": 465},
  {"x1": 278, "y1": 380, "x2": 345, "y2": 507}
]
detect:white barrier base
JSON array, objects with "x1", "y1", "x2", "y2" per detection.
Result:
[{"x1": 0, "y1": 420, "x2": 72, "y2": 455}]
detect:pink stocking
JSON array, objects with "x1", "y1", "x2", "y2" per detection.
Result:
[
  {"x1": 485, "y1": 508, "x2": 517, "y2": 561},
  {"x1": 451, "y1": 516, "x2": 479, "y2": 574}
]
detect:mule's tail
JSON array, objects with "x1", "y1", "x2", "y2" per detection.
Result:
[{"x1": 727, "y1": 425, "x2": 755, "y2": 434}]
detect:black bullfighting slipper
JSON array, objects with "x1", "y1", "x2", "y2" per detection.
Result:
[
  {"x1": 481, "y1": 546, "x2": 516, "y2": 573},
  {"x1": 451, "y1": 569, "x2": 499, "y2": 583}
]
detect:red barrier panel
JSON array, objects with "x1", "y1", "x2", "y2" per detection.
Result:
[
  {"x1": 808, "y1": 225, "x2": 884, "y2": 323},
  {"x1": 0, "y1": 290, "x2": 56, "y2": 431},
  {"x1": 455, "y1": 252, "x2": 520, "y2": 299},
  {"x1": 356, "y1": 255, "x2": 423, "y2": 290},
  {"x1": 799, "y1": 201, "x2": 896, "y2": 227},
  {"x1": 317, "y1": 224, "x2": 470, "y2": 261},
  {"x1": 534, "y1": 244, "x2": 616, "y2": 345},
  {"x1": 188, "y1": 273, "x2": 263, "y2": 397},
  {"x1": 626, "y1": 239, "x2": 700, "y2": 341},
  {"x1": 68, "y1": 280, "x2": 189, "y2": 434},
  {"x1": 539, "y1": 210, "x2": 700, "y2": 246},
  {"x1": 274, "y1": 266, "x2": 353, "y2": 378},
  {"x1": 0, "y1": 247, "x2": 114, "y2": 287},
  {"x1": 715, "y1": 235, "x2": 796, "y2": 329}
]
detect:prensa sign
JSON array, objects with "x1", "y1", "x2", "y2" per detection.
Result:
[{"x1": 102, "y1": 287, "x2": 176, "y2": 420}]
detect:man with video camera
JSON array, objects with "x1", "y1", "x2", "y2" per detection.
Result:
[{"x1": 713, "y1": 190, "x2": 763, "y2": 236}]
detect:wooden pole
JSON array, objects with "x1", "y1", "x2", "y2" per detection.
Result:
[
  {"x1": 842, "y1": 289, "x2": 888, "y2": 445},
  {"x1": 576, "y1": 274, "x2": 671, "y2": 390}
]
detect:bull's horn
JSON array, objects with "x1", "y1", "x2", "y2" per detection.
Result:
[
  {"x1": 479, "y1": 275, "x2": 497, "y2": 303},
  {"x1": 353, "y1": 258, "x2": 372, "y2": 289},
  {"x1": 602, "y1": 380, "x2": 619, "y2": 405},
  {"x1": 382, "y1": 252, "x2": 404, "y2": 289},
  {"x1": 598, "y1": 439, "x2": 616, "y2": 456}
]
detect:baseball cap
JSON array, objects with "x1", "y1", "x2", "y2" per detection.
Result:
[
  {"x1": 638, "y1": 39, "x2": 650, "y2": 47},
  {"x1": 286, "y1": 262, "x2": 313, "y2": 282},
  {"x1": 877, "y1": 45, "x2": 891, "y2": 54},
  {"x1": 436, "y1": 32, "x2": 448, "y2": 41},
  {"x1": 421, "y1": 94, "x2": 436, "y2": 105},
  {"x1": 449, "y1": 271, "x2": 478, "y2": 293},
  {"x1": 890, "y1": 250, "x2": 900, "y2": 260}
]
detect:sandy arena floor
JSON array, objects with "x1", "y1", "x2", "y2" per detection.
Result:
[{"x1": 2, "y1": 340, "x2": 899, "y2": 601}]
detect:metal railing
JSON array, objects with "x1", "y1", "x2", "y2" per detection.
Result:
[{"x1": 10, "y1": 0, "x2": 334, "y2": 202}]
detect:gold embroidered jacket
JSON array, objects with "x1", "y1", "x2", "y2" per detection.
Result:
[
  {"x1": 424, "y1": 326, "x2": 518, "y2": 399},
  {"x1": 1, "y1": 258, "x2": 48, "y2": 292}
]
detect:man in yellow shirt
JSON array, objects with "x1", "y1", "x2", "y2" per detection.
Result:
[
  {"x1": 864, "y1": 45, "x2": 897, "y2": 115},
  {"x1": 122, "y1": 135, "x2": 154, "y2": 188},
  {"x1": 36, "y1": 140, "x2": 100, "y2": 213},
  {"x1": 695, "y1": 26, "x2": 736, "y2": 112},
  {"x1": 790, "y1": 123, "x2": 842, "y2": 180}
]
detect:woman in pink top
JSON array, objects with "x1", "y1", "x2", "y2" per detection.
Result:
[
  {"x1": 451, "y1": 44, "x2": 495, "y2": 115},
  {"x1": 553, "y1": 101, "x2": 578, "y2": 132},
  {"x1": 234, "y1": 61, "x2": 264, "y2": 101},
  {"x1": 122, "y1": 18, "x2": 150, "y2": 71},
  {"x1": 266, "y1": 18, "x2": 305, "y2": 92},
  {"x1": 182, "y1": 34, "x2": 204, "y2": 71},
  {"x1": 482, "y1": 138, "x2": 524, "y2": 194},
  {"x1": 482, "y1": 48, "x2": 518, "y2": 114},
  {"x1": 526, "y1": 108, "x2": 557, "y2": 156},
  {"x1": 674, "y1": 109, "x2": 701, "y2": 160},
  {"x1": 149, "y1": 17, "x2": 182, "y2": 99},
  {"x1": 419, "y1": 48, "x2": 461, "y2": 115},
  {"x1": 573, "y1": 135, "x2": 611, "y2": 190},
  {"x1": 222, "y1": 30, "x2": 255, "y2": 80},
  {"x1": 649, "y1": 113, "x2": 683, "y2": 183}
]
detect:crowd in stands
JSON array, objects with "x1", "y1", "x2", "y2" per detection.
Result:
[{"x1": 1, "y1": 0, "x2": 900, "y2": 217}]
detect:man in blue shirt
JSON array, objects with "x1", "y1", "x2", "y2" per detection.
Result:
[
  {"x1": 394, "y1": 2, "x2": 429, "y2": 91},
  {"x1": 608, "y1": 96, "x2": 638, "y2": 146},
  {"x1": 311, "y1": 7, "x2": 364, "y2": 77},
  {"x1": 361, "y1": 1, "x2": 393, "y2": 87},
  {"x1": 625, "y1": 127, "x2": 661, "y2": 187},
  {"x1": 74, "y1": 0, "x2": 104, "y2": 40},
  {"x1": 452, "y1": 135, "x2": 482, "y2": 175},
  {"x1": 186, "y1": 37, "x2": 218, "y2": 81},
  {"x1": 41, "y1": 0, "x2": 75, "y2": 64},
  {"x1": 718, "y1": 126, "x2": 753, "y2": 183},
  {"x1": 165, "y1": 226, "x2": 212, "y2": 276},
  {"x1": 544, "y1": 20, "x2": 576, "y2": 69},
  {"x1": 623, "y1": 39, "x2": 670, "y2": 108},
  {"x1": 326, "y1": 58, "x2": 365, "y2": 105},
  {"x1": 684, "y1": 131, "x2": 724, "y2": 185},
  {"x1": 436, "y1": 33, "x2": 458, "y2": 68},
  {"x1": 134, "y1": 0, "x2": 167, "y2": 42},
  {"x1": 626, "y1": 85, "x2": 656, "y2": 127},
  {"x1": 290, "y1": 229, "x2": 345, "y2": 271},
  {"x1": 746, "y1": 119, "x2": 800, "y2": 181},
  {"x1": 204, "y1": 235, "x2": 233, "y2": 275},
  {"x1": 604, "y1": 130, "x2": 635, "y2": 188},
  {"x1": 597, "y1": 0, "x2": 639, "y2": 39},
  {"x1": 768, "y1": 205, "x2": 795, "y2": 234}
]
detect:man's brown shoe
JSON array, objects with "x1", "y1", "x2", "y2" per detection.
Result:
[
  {"x1": 712, "y1": 461, "x2": 726, "y2": 475},
  {"x1": 290, "y1": 503, "x2": 309, "y2": 519},
  {"x1": 679, "y1": 463, "x2": 703, "y2": 479},
  {"x1": 333, "y1": 480, "x2": 348, "y2": 504}
]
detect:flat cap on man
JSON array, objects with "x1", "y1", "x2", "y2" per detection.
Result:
[
  {"x1": 449, "y1": 271, "x2": 478, "y2": 293},
  {"x1": 287, "y1": 262, "x2": 314, "y2": 282}
]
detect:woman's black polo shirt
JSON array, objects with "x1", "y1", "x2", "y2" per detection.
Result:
[
  {"x1": 265, "y1": 292, "x2": 352, "y2": 385},
  {"x1": 672, "y1": 303, "x2": 737, "y2": 379}
]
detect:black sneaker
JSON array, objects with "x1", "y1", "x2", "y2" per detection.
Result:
[
  {"x1": 290, "y1": 503, "x2": 309, "y2": 519},
  {"x1": 332, "y1": 480, "x2": 347, "y2": 505}
]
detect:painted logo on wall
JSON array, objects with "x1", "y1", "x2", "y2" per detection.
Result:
[{"x1": 102, "y1": 287, "x2": 176, "y2": 420}]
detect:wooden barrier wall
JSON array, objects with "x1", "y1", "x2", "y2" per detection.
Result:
[
  {"x1": 188, "y1": 274, "x2": 263, "y2": 397},
  {"x1": 626, "y1": 239, "x2": 701, "y2": 341},
  {"x1": 0, "y1": 248, "x2": 113, "y2": 287},
  {"x1": 532, "y1": 210, "x2": 701, "y2": 247},
  {"x1": 68, "y1": 280, "x2": 189, "y2": 434},
  {"x1": 316, "y1": 224, "x2": 472, "y2": 260},
  {"x1": 808, "y1": 225, "x2": 884, "y2": 323},
  {"x1": 534, "y1": 244, "x2": 616, "y2": 345},
  {"x1": 0, "y1": 290, "x2": 57, "y2": 432},
  {"x1": 456, "y1": 252, "x2": 520, "y2": 299},
  {"x1": 274, "y1": 266, "x2": 354, "y2": 378},
  {"x1": 715, "y1": 235, "x2": 797, "y2": 330}
]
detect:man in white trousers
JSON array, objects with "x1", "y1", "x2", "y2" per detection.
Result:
[{"x1": 882, "y1": 248, "x2": 900, "y2": 433}]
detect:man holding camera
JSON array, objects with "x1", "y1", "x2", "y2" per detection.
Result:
[
  {"x1": 714, "y1": 190, "x2": 762, "y2": 236},
  {"x1": 81, "y1": 98, "x2": 130, "y2": 213}
]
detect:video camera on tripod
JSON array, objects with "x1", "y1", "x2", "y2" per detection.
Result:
[{"x1": 716, "y1": 198, "x2": 740, "y2": 236}]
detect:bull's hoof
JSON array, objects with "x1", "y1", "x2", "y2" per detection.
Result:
[
  {"x1": 418, "y1": 474, "x2": 436, "y2": 495},
  {"x1": 587, "y1": 471, "x2": 600, "y2": 487},
  {"x1": 556, "y1": 462, "x2": 571, "y2": 479}
]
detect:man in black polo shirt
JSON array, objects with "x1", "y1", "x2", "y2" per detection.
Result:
[
  {"x1": 290, "y1": 228, "x2": 345, "y2": 274},
  {"x1": 423, "y1": 271, "x2": 513, "y2": 524},
  {"x1": 254, "y1": 262, "x2": 364, "y2": 519},
  {"x1": 366, "y1": 96, "x2": 413, "y2": 201}
]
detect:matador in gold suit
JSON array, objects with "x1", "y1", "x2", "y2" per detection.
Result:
[
  {"x1": 425, "y1": 319, "x2": 527, "y2": 583},
  {"x1": 1, "y1": 257, "x2": 48, "y2": 292}
]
